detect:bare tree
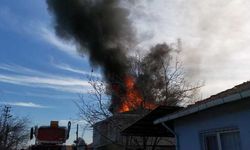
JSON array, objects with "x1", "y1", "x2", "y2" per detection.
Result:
[
  {"x1": 77, "y1": 76, "x2": 177, "y2": 150},
  {"x1": 77, "y1": 77, "x2": 145, "y2": 148},
  {"x1": 76, "y1": 43, "x2": 202, "y2": 149},
  {"x1": 130, "y1": 43, "x2": 202, "y2": 107},
  {"x1": 0, "y1": 105, "x2": 29, "y2": 150},
  {"x1": 77, "y1": 77, "x2": 112, "y2": 126}
]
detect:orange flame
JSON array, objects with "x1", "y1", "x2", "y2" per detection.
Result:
[{"x1": 118, "y1": 76, "x2": 156, "y2": 112}]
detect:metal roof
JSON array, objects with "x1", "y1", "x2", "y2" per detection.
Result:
[{"x1": 121, "y1": 106, "x2": 182, "y2": 137}]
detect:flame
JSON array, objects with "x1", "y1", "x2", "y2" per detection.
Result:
[{"x1": 118, "y1": 76, "x2": 156, "y2": 112}]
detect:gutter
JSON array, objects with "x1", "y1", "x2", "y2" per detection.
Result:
[
  {"x1": 161, "y1": 122, "x2": 179, "y2": 150},
  {"x1": 154, "y1": 89, "x2": 250, "y2": 124}
]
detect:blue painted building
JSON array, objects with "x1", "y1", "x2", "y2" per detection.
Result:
[{"x1": 154, "y1": 81, "x2": 250, "y2": 150}]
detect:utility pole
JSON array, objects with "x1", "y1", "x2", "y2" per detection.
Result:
[
  {"x1": 2, "y1": 105, "x2": 12, "y2": 149},
  {"x1": 76, "y1": 124, "x2": 79, "y2": 146},
  {"x1": 74, "y1": 124, "x2": 79, "y2": 149}
]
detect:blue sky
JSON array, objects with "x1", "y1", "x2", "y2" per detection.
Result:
[
  {"x1": 0, "y1": 0, "x2": 97, "y2": 144},
  {"x1": 1, "y1": 0, "x2": 250, "y2": 145}
]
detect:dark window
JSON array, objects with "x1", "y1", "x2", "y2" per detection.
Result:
[
  {"x1": 220, "y1": 132, "x2": 241, "y2": 150},
  {"x1": 204, "y1": 134, "x2": 219, "y2": 150},
  {"x1": 202, "y1": 129, "x2": 241, "y2": 150}
]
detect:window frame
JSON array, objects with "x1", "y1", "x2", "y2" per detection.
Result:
[{"x1": 200, "y1": 127, "x2": 241, "y2": 150}]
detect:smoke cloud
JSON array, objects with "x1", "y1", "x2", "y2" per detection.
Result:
[
  {"x1": 127, "y1": 0, "x2": 250, "y2": 98},
  {"x1": 47, "y1": 0, "x2": 137, "y2": 111},
  {"x1": 47, "y1": 0, "x2": 135, "y2": 82},
  {"x1": 47, "y1": 0, "x2": 250, "y2": 104}
]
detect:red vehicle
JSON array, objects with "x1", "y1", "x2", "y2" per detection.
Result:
[{"x1": 29, "y1": 121, "x2": 71, "y2": 150}]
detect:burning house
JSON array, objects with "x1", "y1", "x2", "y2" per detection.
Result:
[
  {"x1": 47, "y1": 0, "x2": 195, "y2": 149},
  {"x1": 46, "y1": 0, "x2": 176, "y2": 111},
  {"x1": 92, "y1": 111, "x2": 145, "y2": 149},
  {"x1": 92, "y1": 105, "x2": 183, "y2": 150}
]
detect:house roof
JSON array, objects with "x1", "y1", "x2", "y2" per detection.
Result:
[
  {"x1": 154, "y1": 81, "x2": 250, "y2": 124},
  {"x1": 121, "y1": 106, "x2": 182, "y2": 137},
  {"x1": 92, "y1": 112, "x2": 145, "y2": 133}
]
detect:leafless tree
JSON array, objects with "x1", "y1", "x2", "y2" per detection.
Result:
[
  {"x1": 0, "y1": 105, "x2": 30, "y2": 150},
  {"x1": 77, "y1": 77, "x2": 111, "y2": 126},
  {"x1": 76, "y1": 76, "x2": 177, "y2": 150},
  {"x1": 76, "y1": 43, "x2": 202, "y2": 149},
  {"x1": 130, "y1": 43, "x2": 202, "y2": 107}
]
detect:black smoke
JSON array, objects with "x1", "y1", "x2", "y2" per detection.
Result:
[{"x1": 47, "y1": 0, "x2": 135, "y2": 112}]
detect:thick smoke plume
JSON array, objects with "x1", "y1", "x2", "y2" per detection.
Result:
[{"x1": 47, "y1": 0, "x2": 135, "y2": 112}]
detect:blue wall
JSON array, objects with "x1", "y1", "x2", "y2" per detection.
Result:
[{"x1": 173, "y1": 100, "x2": 250, "y2": 150}]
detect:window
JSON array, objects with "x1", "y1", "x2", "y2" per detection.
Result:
[{"x1": 201, "y1": 128, "x2": 241, "y2": 150}]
